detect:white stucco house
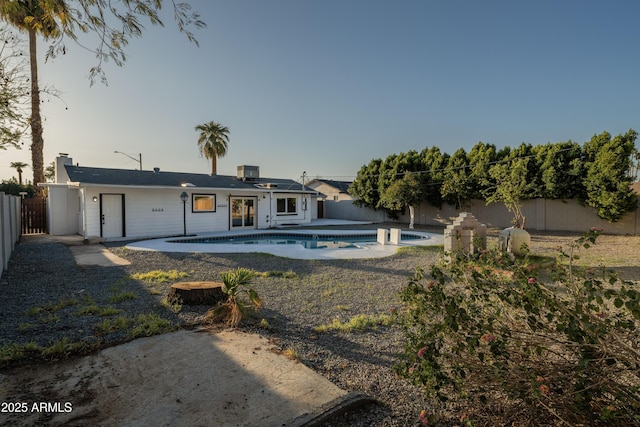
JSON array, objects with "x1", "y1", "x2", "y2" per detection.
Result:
[
  {"x1": 306, "y1": 179, "x2": 384, "y2": 222},
  {"x1": 42, "y1": 154, "x2": 317, "y2": 241}
]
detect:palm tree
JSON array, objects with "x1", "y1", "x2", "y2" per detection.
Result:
[
  {"x1": 195, "y1": 121, "x2": 230, "y2": 175},
  {"x1": 0, "y1": 1, "x2": 68, "y2": 194},
  {"x1": 9, "y1": 161, "x2": 28, "y2": 185}
]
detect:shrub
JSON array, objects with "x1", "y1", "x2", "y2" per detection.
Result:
[
  {"x1": 397, "y1": 229, "x2": 639, "y2": 426},
  {"x1": 205, "y1": 268, "x2": 262, "y2": 327}
]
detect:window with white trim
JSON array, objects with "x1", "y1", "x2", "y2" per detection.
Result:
[{"x1": 276, "y1": 197, "x2": 297, "y2": 215}]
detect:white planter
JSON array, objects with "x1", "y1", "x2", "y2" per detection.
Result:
[{"x1": 498, "y1": 227, "x2": 531, "y2": 256}]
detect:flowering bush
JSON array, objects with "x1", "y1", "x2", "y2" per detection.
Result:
[{"x1": 396, "y1": 229, "x2": 639, "y2": 426}]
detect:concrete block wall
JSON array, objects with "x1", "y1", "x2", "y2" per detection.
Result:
[
  {"x1": 398, "y1": 198, "x2": 640, "y2": 235},
  {"x1": 0, "y1": 192, "x2": 21, "y2": 276}
]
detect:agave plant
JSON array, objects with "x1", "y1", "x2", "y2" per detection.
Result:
[{"x1": 205, "y1": 268, "x2": 261, "y2": 327}]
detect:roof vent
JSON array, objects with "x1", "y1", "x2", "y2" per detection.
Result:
[
  {"x1": 255, "y1": 183, "x2": 278, "y2": 189},
  {"x1": 237, "y1": 165, "x2": 259, "y2": 181},
  {"x1": 153, "y1": 167, "x2": 160, "y2": 174}
]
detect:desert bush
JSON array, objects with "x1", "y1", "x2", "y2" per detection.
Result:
[
  {"x1": 397, "y1": 229, "x2": 639, "y2": 426},
  {"x1": 205, "y1": 268, "x2": 262, "y2": 327}
]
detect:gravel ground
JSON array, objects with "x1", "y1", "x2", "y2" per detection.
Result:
[{"x1": 2, "y1": 226, "x2": 638, "y2": 426}]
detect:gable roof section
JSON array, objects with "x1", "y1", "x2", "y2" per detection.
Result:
[
  {"x1": 307, "y1": 179, "x2": 352, "y2": 193},
  {"x1": 64, "y1": 165, "x2": 311, "y2": 192}
]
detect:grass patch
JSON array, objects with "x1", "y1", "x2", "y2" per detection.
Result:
[
  {"x1": 0, "y1": 342, "x2": 42, "y2": 366},
  {"x1": 129, "y1": 314, "x2": 174, "y2": 338},
  {"x1": 259, "y1": 270, "x2": 299, "y2": 279},
  {"x1": 17, "y1": 323, "x2": 35, "y2": 331},
  {"x1": 26, "y1": 297, "x2": 79, "y2": 317},
  {"x1": 396, "y1": 245, "x2": 444, "y2": 255},
  {"x1": 28, "y1": 313, "x2": 60, "y2": 324},
  {"x1": 76, "y1": 304, "x2": 102, "y2": 315},
  {"x1": 321, "y1": 282, "x2": 348, "y2": 298},
  {"x1": 100, "y1": 306, "x2": 124, "y2": 316},
  {"x1": 283, "y1": 348, "x2": 300, "y2": 362},
  {"x1": 258, "y1": 318, "x2": 271, "y2": 330},
  {"x1": 109, "y1": 291, "x2": 138, "y2": 303},
  {"x1": 94, "y1": 316, "x2": 130, "y2": 335},
  {"x1": 131, "y1": 269, "x2": 189, "y2": 283},
  {"x1": 335, "y1": 305, "x2": 351, "y2": 311},
  {"x1": 41, "y1": 337, "x2": 91, "y2": 361},
  {"x1": 160, "y1": 297, "x2": 183, "y2": 313},
  {"x1": 314, "y1": 314, "x2": 394, "y2": 333}
]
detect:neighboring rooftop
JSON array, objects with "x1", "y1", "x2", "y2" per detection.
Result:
[{"x1": 308, "y1": 179, "x2": 352, "y2": 193}]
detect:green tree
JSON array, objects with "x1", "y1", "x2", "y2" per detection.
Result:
[
  {"x1": 44, "y1": 160, "x2": 55, "y2": 182},
  {"x1": 350, "y1": 158, "x2": 382, "y2": 209},
  {"x1": 0, "y1": 0, "x2": 67, "y2": 193},
  {"x1": 0, "y1": 27, "x2": 29, "y2": 150},
  {"x1": 511, "y1": 142, "x2": 542, "y2": 199},
  {"x1": 9, "y1": 161, "x2": 28, "y2": 184},
  {"x1": 46, "y1": 1, "x2": 206, "y2": 84},
  {"x1": 467, "y1": 141, "x2": 497, "y2": 199},
  {"x1": 420, "y1": 146, "x2": 448, "y2": 207},
  {"x1": 376, "y1": 150, "x2": 423, "y2": 210},
  {"x1": 536, "y1": 141, "x2": 584, "y2": 199},
  {"x1": 0, "y1": 1, "x2": 205, "y2": 192},
  {"x1": 484, "y1": 156, "x2": 533, "y2": 228},
  {"x1": 0, "y1": 178, "x2": 35, "y2": 196},
  {"x1": 441, "y1": 148, "x2": 472, "y2": 209},
  {"x1": 582, "y1": 130, "x2": 638, "y2": 222},
  {"x1": 380, "y1": 173, "x2": 423, "y2": 228},
  {"x1": 629, "y1": 146, "x2": 639, "y2": 181},
  {"x1": 195, "y1": 120, "x2": 230, "y2": 175}
]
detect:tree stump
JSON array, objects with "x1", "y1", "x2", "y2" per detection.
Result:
[{"x1": 167, "y1": 282, "x2": 226, "y2": 306}]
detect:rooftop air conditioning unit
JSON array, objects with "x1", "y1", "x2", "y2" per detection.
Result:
[{"x1": 237, "y1": 165, "x2": 259, "y2": 181}]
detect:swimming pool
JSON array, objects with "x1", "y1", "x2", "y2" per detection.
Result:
[
  {"x1": 126, "y1": 229, "x2": 443, "y2": 260},
  {"x1": 168, "y1": 232, "x2": 426, "y2": 249}
]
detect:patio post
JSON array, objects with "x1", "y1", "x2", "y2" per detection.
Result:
[{"x1": 180, "y1": 191, "x2": 188, "y2": 235}]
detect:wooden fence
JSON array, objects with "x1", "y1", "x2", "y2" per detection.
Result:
[{"x1": 21, "y1": 197, "x2": 47, "y2": 234}]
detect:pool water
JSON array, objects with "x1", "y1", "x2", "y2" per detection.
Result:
[{"x1": 169, "y1": 232, "x2": 425, "y2": 249}]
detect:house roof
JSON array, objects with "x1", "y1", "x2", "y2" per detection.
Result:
[
  {"x1": 63, "y1": 165, "x2": 312, "y2": 192},
  {"x1": 307, "y1": 179, "x2": 352, "y2": 193}
]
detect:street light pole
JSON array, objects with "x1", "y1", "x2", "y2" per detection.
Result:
[{"x1": 114, "y1": 151, "x2": 143, "y2": 170}]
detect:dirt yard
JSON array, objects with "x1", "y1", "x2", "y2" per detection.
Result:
[
  {"x1": 519, "y1": 230, "x2": 640, "y2": 281},
  {"x1": 0, "y1": 227, "x2": 637, "y2": 426}
]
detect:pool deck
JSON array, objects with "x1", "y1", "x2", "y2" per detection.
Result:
[{"x1": 125, "y1": 220, "x2": 444, "y2": 260}]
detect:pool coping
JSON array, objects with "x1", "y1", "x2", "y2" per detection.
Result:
[{"x1": 125, "y1": 228, "x2": 444, "y2": 260}]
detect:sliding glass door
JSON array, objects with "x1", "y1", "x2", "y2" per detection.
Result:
[{"x1": 231, "y1": 197, "x2": 256, "y2": 228}]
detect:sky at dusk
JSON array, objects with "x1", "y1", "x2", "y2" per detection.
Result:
[{"x1": 2, "y1": 0, "x2": 639, "y2": 184}]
